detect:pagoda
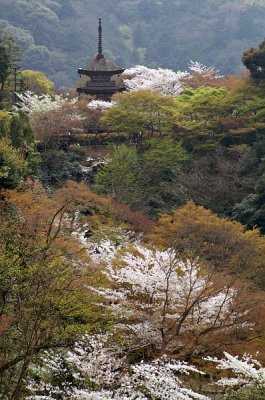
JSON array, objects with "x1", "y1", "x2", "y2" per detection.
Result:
[{"x1": 77, "y1": 18, "x2": 125, "y2": 101}]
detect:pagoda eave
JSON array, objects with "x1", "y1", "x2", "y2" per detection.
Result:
[
  {"x1": 77, "y1": 86, "x2": 125, "y2": 95},
  {"x1": 78, "y1": 68, "x2": 124, "y2": 77}
]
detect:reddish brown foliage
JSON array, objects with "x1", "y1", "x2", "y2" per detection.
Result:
[
  {"x1": 220, "y1": 117, "x2": 245, "y2": 131},
  {"x1": 0, "y1": 317, "x2": 12, "y2": 335},
  {"x1": 112, "y1": 202, "x2": 156, "y2": 233}
]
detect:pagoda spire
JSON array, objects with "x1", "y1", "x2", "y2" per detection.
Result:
[{"x1": 97, "y1": 17, "x2": 103, "y2": 58}]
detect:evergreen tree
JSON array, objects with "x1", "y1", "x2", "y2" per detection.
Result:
[{"x1": 242, "y1": 39, "x2": 265, "y2": 79}]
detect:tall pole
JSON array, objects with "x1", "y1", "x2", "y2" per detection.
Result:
[{"x1": 12, "y1": 65, "x2": 21, "y2": 103}]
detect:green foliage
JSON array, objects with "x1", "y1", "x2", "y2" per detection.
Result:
[
  {"x1": 101, "y1": 90, "x2": 176, "y2": 139},
  {"x1": 0, "y1": 137, "x2": 27, "y2": 188},
  {"x1": 89, "y1": 72, "x2": 265, "y2": 221},
  {"x1": 40, "y1": 149, "x2": 83, "y2": 187},
  {"x1": 174, "y1": 87, "x2": 243, "y2": 151},
  {"x1": 239, "y1": 96, "x2": 265, "y2": 124},
  {"x1": 9, "y1": 111, "x2": 35, "y2": 147},
  {"x1": 0, "y1": 44, "x2": 9, "y2": 90},
  {"x1": 142, "y1": 137, "x2": 188, "y2": 170},
  {"x1": 138, "y1": 137, "x2": 189, "y2": 215},
  {"x1": 0, "y1": 110, "x2": 35, "y2": 147},
  {"x1": 21, "y1": 69, "x2": 55, "y2": 94},
  {"x1": 233, "y1": 169, "x2": 265, "y2": 234},
  {"x1": 94, "y1": 145, "x2": 143, "y2": 206},
  {"x1": 0, "y1": 110, "x2": 11, "y2": 135},
  {"x1": 0, "y1": 110, "x2": 39, "y2": 182},
  {"x1": 0, "y1": 185, "x2": 104, "y2": 398},
  {"x1": 0, "y1": 29, "x2": 20, "y2": 90},
  {"x1": 93, "y1": 138, "x2": 189, "y2": 215}
]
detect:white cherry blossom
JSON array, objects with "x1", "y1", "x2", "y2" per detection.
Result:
[
  {"x1": 188, "y1": 60, "x2": 223, "y2": 79},
  {"x1": 15, "y1": 91, "x2": 78, "y2": 114},
  {"x1": 90, "y1": 243, "x2": 243, "y2": 352},
  {"x1": 27, "y1": 334, "x2": 209, "y2": 400},
  {"x1": 123, "y1": 62, "x2": 222, "y2": 96},
  {"x1": 206, "y1": 352, "x2": 265, "y2": 387},
  {"x1": 87, "y1": 100, "x2": 115, "y2": 110},
  {"x1": 123, "y1": 65, "x2": 189, "y2": 95}
]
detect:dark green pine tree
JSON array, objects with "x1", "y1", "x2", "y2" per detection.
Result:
[{"x1": 242, "y1": 39, "x2": 265, "y2": 79}]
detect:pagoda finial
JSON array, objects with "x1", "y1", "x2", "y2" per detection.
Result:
[{"x1": 98, "y1": 17, "x2": 103, "y2": 57}]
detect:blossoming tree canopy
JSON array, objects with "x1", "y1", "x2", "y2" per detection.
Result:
[
  {"x1": 26, "y1": 335, "x2": 265, "y2": 399},
  {"x1": 87, "y1": 99, "x2": 115, "y2": 110},
  {"x1": 28, "y1": 333, "x2": 210, "y2": 400},
  {"x1": 15, "y1": 91, "x2": 74, "y2": 114},
  {"x1": 122, "y1": 62, "x2": 222, "y2": 95},
  {"x1": 205, "y1": 351, "x2": 265, "y2": 395},
  {"x1": 88, "y1": 242, "x2": 249, "y2": 354},
  {"x1": 15, "y1": 91, "x2": 86, "y2": 148},
  {"x1": 123, "y1": 65, "x2": 189, "y2": 95}
]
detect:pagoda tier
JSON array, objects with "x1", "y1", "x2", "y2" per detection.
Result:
[{"x1": 76, "y1": 18, "x2": 125, "y2": 101}]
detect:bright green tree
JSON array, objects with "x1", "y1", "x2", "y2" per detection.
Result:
[
  {"x1": 0, "y1": 110, "x2": 39, "y2": 181},
  {"x1": 94, "y1": 145, "x2": 143, "y2": 206},
  {"x1": 0, "y1": 138, "x2": 27, "y2": 188},
  {"x1": 21, "y1": 70, "x2": 55, "y2": 95},
  {"x1": 9, "y1": 111, "x2": 35, "y2": 148},
  {"x1": 0, "y1": 110, "x2": 12, "y2": 136},
  {"x1": 173, "y1": 87, "x2": 242, "y2": 151},
  {"x1": 93, "y1": 139, "x2": 189, "y2": 216},
  {"x1": 142, "y1": 137, "x2": 188, "y2": 169},
  {"x1": 101, "y1": 90, "x2": 176, "y2": 140}
]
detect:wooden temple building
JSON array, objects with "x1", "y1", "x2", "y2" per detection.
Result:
[{"x1": 77, "y1": 18, "x2": 125, "y2": 101}]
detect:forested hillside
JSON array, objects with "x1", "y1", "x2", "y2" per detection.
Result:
[
  {"x1": 2, "y1": 9, "x2": 265, "y2": 398},
  {"x1": 0, "y1": 0, "x2": 265, "y2": 86}
]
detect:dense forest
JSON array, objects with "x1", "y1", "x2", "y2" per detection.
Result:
[
  {"x1": 1, "y1": 8, "x2": 265, "y2": 400},
  {"x1": 0, "y1": 0, "x2": 265, "y2": 85}
]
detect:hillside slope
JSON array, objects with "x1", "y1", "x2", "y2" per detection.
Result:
[{"x1": 0, "y1": 0, "x2": 265, "y2": 86}]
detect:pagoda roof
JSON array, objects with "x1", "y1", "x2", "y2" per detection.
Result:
[{"x1": 85, "y1": 54, "x2": 124, "y2": 73}]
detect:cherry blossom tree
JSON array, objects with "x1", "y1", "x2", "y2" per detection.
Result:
[
  {"x1": 87, "y1": 100, "x2": 115, "y2": 110},
  {"x1": 206, "y1": 352, "x2": 265, "y2": 389},
  {"x1": 122, "y1": 62, "x2": 222, "y2": 95},
  {"x1": 15, "y1": 91, "x2": 86, "y2": 148},
  {"x1": 123, "y1": 65, "x2": 189, "y2": 95},
  {"x1": 88, "y1": 242, "x2": 250, "y2": 357},
  {"x1": 26, "y1": 338, "x2": 265, "y2": 399},
  {"x1": 23, "y1": 238, "x2": 258, "y2": 400},
  {"x1": 186, "y1": 61, "x2": 223, "y2": 88},
  {"x1": 15, "y1": 91, "x2": 76, "y2": 114},
  {"x1": 27, "y1": 334, "x2": 209, "y2": 400},
  {"x1": 188, "y1": 61, "x2": 222, "y2": 80}
]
